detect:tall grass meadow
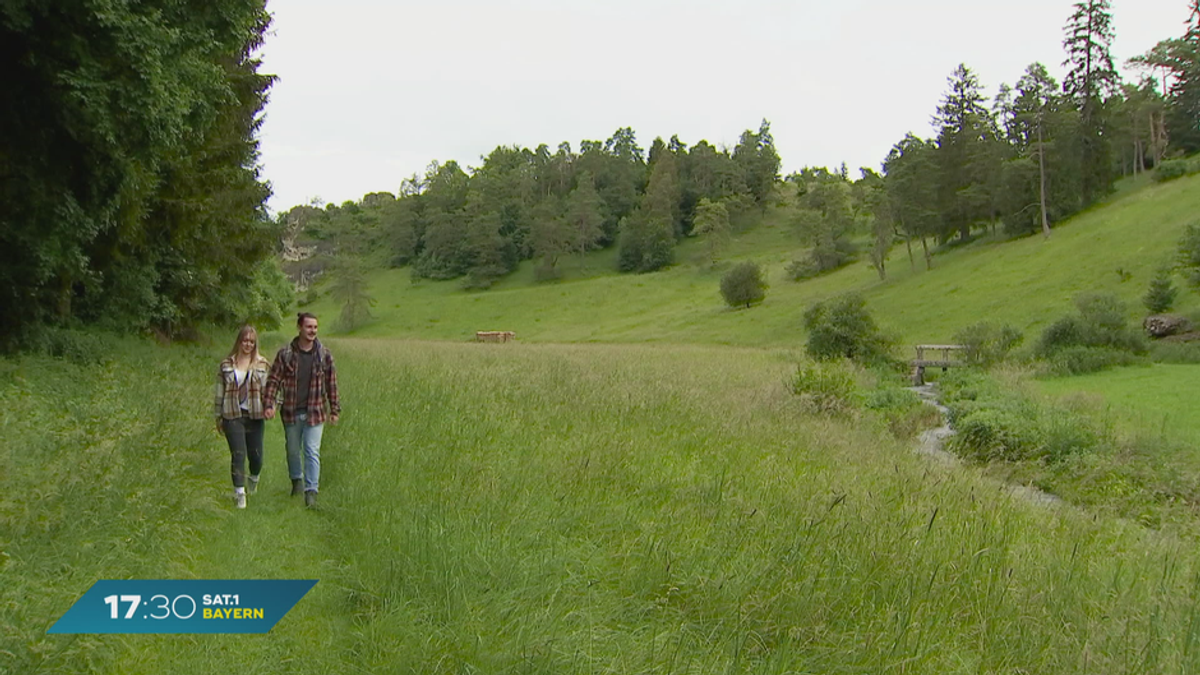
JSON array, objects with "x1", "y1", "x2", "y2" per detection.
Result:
[{"x1": 4, "y1": 338, "x2": 1200, "y2": 672}]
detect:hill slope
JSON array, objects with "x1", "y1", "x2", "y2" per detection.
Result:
[{"x1": 309, "y1": 175, "x2": 1200, "y2": 348}]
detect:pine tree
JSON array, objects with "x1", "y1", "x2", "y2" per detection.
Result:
[
  {"x1": 933, "y1": 64, "x2": 994, "y2": 242},
  {"x1": 1143, "y1": 266, "x2": 1178, "y2": 313},
  {"x1": 1062, "y1": 0, "x2": 1120, "y2": 205}
]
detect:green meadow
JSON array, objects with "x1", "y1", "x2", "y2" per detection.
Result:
[
  {"x1": 5, "y1": 338, "x2": 1200, "y2": 674},
  {"x1": 6, "y1": 175, "x2": 1200, "y2": 673},
  {"x1": 1037, "y1": 364, "x2": 1200, "y2": 449}
]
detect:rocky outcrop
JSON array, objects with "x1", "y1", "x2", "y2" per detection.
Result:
[{"x1": 1144, "y1": 314, "x2": 1192, "y2": 338}]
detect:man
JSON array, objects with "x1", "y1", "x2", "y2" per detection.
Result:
[{"x1": 264, "y1": 312, "x2": 340, "y2": 508}]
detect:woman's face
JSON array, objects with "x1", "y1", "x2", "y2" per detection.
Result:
[{"x1": 240, "y1": 334, "x2": 257, "y2": 355}]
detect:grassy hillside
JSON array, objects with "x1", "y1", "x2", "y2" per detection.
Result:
[
  {"x1": 308, "y1": 174, "x2": 1200, "y2": 350},
  {"x1": 6, "y1": 339, "x2": 1200, "y2": 673}
]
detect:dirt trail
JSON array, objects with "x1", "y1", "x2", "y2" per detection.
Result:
[{"x1": 909, "y1": 383, "x2": 1063, "y2": 508}]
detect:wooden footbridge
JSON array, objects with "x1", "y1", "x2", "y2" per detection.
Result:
[{"x1": 910, "y1": 344, "x2": 967, "y2": 385}]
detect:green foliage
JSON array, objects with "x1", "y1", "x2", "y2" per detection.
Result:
[
  {"x1": 1043, "y1": 346, "x2": 1146, "y2": 376},
  {"x1": 1149, "y1": 340, "x2": 1200, "y2": 363},
  {"x1": 732, "y1": 119, "x2": 781, "y2": 208},
  {"x1": 803, "y1": 294, "x2": 893, "y2": 364},
  {"x1": 617, "y1": 150, "x2": 679, "y2": 273},
  {"x1": 787, "y1": 176, "x2": 860, "y2": 280},
  {"x1": 0, "y1": 0, "x2": 275, "y2": 344},
  {"x1": 952, "y1": 322, "x2": 1024, "y2": 366},
  {"x1": 940, "y1": 370, "x2": 1097, "y2": 463},
  {"x1": 329, "y1": 257, "x2": 376, "y2": 331},
  {"x1": 1036, "y1": 292, "x2": 1147, "y2": 360},
  {"x1": 1061, "y1": 0, "x2": 1119, "y2": 205},
  {"x1": 864, "y1": 386, "x2": 942, "y2": 439},
  {"x1": 691, "y1": 198, "x2": 731, "y2": 264},
  {"x1": 1142, "y1": 266, "x2": 1178, "y2": 313},
  {"x1": 1153, "y1": 158, "x2": 1200, "y2": 182},
  {"x1": 787, "y1": 360, "x2": 859, "y2": 414},
  {"x1": 1178, "y1": 221, "x2": 1200, "y2": 287},
  {"x1": 719, "y1": 262, "x2": 767, "y2": 309}
]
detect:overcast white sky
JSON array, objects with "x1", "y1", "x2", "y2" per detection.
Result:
[{"x1": 257, "y1": 0, "x2": 1189, "y2": 212}]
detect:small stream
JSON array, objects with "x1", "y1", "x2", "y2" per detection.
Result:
[{"x1": 908, "y1": 383, "x2": 1063, "y2": 508}]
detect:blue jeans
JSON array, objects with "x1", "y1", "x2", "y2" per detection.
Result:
[{"x1": 283, "y1": 411, "x2": 324, "y2": 493}]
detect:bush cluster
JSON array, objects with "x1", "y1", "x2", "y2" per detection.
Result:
[
  {"x1": 803, "y1": 293, "x2": 893, "y2": 364},
  {"x1": 28, "y1": 328, "x2": 123, "y2": 365},
  {"x1": 788, "y1": 360, "x2": 859, "y2": 415},
  {"x1": 1035, "y1": 293, "x2": 1146, "y2": 374},
  {"x1": 864, "y1": 386, "x2": 942, "y2": 439},
  {"x1": 785, "y1": 239, "x2": 858, "y2": 281},
  {"x1": 1153, "y1": 157, "x2": 1200, "y2": 182},
  {"x1": 952, "y1": 321, "x2": 1023, "y2": 367},
  {"x1": 939, "y1": 370, "x2": 1100, "y2": 463}
]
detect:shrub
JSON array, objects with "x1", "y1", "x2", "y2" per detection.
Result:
[
  {"x1": 1036, "y1": 292, "x2": 1146, "y2": 359},
  {"x1": 720, "y1": 262, "x2": 768, "y2": 308},
  {"x1": 1153, "y1": 158, "x2": 1197, "y2": 182},
  {"x1": 1043, "y1": 346, "x2": 1146, "y2": 375},
  {"x1": 1150, "y1": 341, "x2": 1200, "y2": 364},
  {"x1": 953, "y1": 321, "x2": 1024, "y2": 367},
  {"x1": 803, "y1": 293, "x2": 893, "y2": 364},
  {"x1": 1178, "y1": 222, "x2": 1200, "y2": 288},
  {"x1": 865, "y1": 386, "x2": 942, "y2": 439},
  {"x1": 785, "y1": 239, "x2": 857, "y2": 281},
  {"x1": 788, "y1": 360, "x2": 859, "y2": 415},
  {"x1": 1143, "y1": 266, "x2": 1179, "y2": 313},
  {"x1": 952, "y1": 408, "x2": 1044, "y2": 462},
  {"x1": 31, "y1": 328, "x2": 122, "y2": 365}
]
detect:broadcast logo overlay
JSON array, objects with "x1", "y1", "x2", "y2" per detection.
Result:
[{"x1": 48, "y1": 580, "x2": 317, "y2": 634}]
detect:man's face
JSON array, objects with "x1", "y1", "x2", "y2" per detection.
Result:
[{"x1": 300, "y1": 318, "x2": 319, "y2": 342}]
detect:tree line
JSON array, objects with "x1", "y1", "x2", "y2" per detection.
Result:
[
  {"x1": 1, "y1": 0, "x2": 286, "y2": 347},
  {"x1": 796, "y1": 0, "x2": 1200, "y2": 282},
  {"x1": 279, "y1": 122, "x2": 781, "y2": 291},
  {"x1": 288, "y1": 1, "x2": 1200, "y2": 301}
]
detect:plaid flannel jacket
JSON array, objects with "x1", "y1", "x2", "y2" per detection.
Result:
[
  {"x1": 213, "y1": 355, "x2": 271, "y2": 420},
  {"x1": 264, "y1": 338, "x2": 340, "y2": 426}
]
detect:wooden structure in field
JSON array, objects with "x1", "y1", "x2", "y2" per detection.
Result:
[
  {"x1": 475, "y1": 331, "x2": 516, "y2": 343},
  {"x1": 910, "y1": 344, "x2": 967, "y2": 385}
]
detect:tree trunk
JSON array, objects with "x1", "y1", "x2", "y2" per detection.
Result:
[
  {"x1": 921, "y1": 236, "x2": 932, "y2": 270},
  {"x1": 904, "y1": 229, "x2": 915, "y2": 271},
  {"x1": 1037, "y1": 121, "x2": 1051, "y2": 240}
]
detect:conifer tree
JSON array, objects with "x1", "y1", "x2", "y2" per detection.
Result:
[{"x1": 1062, "y1": 0, "x2": 1120, "y2": 205}]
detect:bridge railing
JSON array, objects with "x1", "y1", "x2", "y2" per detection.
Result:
[{"x1": 910, "y1": 344, "x2": 967, "y2": 385}]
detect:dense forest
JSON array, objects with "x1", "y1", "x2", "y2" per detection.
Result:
[
  {"x1": 0, "y1": 0, "x2": 286, "y2": 347},
  {"x1": 4, "y1": 0, "x2": 1200, "y2": 345}
]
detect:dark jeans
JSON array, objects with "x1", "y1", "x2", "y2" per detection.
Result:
[{"x1": 222, "y1": 416, "x2": 264, "y2": 488}]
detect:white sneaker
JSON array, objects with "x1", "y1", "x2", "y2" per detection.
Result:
[
  {"x1": 235, "y1": 492, "x2": 246, "y2": 509},
  {"x1": 247, "y1": 476, "x2": 259, "y2": 495}
]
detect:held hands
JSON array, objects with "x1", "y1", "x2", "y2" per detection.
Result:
[
  {"x1": 264, "y1": 407, "x2": 276, "y2": 420},
  {"x1": 330, "y1": 414, "x2": 339, "y2": 425}
]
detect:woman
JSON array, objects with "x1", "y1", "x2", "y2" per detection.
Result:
[{"x1": 214, "y1": 325, "x2": 271, "y2": 508}]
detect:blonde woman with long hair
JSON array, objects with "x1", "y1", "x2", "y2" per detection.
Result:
[{"x1": 214, "y1": 325, "x2": 271, "y2": 508}]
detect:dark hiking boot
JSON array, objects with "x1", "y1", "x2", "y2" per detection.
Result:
[
  {"x1": 304, "y1": 491, "x2": 317, "y2": 508},
  {"x1": 291, "y1": 478, "x2": 303, "y2": 496}
]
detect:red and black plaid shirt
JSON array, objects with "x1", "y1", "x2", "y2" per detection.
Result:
[{"x1": 264, "y1": 338, "x2": 340, "y2": 425}]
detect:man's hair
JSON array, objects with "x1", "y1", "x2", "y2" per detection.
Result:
[{"x1": 297, "y1": 312, "x2": 318, "y2": 326}]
